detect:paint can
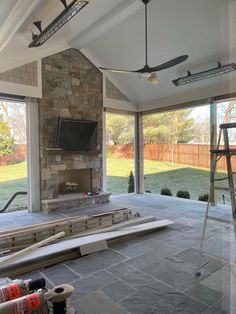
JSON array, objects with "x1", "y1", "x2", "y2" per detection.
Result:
[
  {"x1": 0, "y1": 278, "x2": 46, "y2": 304},
  {"x1": 0, "y1": 292, "x2": 48, "y2": 314}
]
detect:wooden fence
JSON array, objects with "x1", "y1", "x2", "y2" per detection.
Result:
[
  {"x1": 0, "y1": 144, "x2": 27, "y2": 166},
  {"x1": 107, "y1": 143, "x2": 236, "y2": 171}
]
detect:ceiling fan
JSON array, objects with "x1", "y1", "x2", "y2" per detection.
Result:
[{"x1": 99, "y1": 0, "x2": 188, "y2": 85}]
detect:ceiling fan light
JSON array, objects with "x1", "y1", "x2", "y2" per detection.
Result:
[{"x1": 148, "y1": 73, "x2": 160, "y2": 85}]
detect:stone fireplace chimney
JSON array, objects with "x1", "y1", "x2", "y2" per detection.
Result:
[{"x1": 39, "y1": 48, "x2": 103, "y2": 208}]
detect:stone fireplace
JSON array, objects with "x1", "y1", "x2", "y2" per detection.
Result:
[{"x1": 39, "y1": 48, "x2": 110, "y2": 212}]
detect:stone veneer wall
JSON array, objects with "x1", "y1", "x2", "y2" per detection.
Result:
[
  {"x1": 0, "y1": 61, "x2": 38, "y2": 86},
  {"x1": 106, "y1": 78, "x2": 131, "y2": 102},
  {"x1": 39, "y1": 48, "x2": 103, "y2": 200}
]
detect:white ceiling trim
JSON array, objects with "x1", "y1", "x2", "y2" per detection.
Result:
[
  {"x1": 81, "y1": 47, "x2": 138, "y2": 109},
  {"x1": 0, "y1": 41, "x2": 70, "y2": 74},
  {"x1": 71, "y1": 0, "x2": 143, "y2": 49},
  {"x1": 0, "y1": 0, "x2": 42, "y2": 53}
]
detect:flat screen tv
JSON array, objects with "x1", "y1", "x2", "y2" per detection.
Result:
[{"x1": 56, "y1": 118, "x2": 97, "y2": 152}]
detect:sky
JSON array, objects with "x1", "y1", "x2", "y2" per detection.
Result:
[{"x1": 189, "y1": 105, "x2": 210, "y2": 122}]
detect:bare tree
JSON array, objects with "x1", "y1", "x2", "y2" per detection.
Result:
[{"x1": 0, "y1": 101, "x2": 26, "y2": 144}]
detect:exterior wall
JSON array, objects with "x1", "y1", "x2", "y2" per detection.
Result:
[
  {"x1": 103, "y1": 76, "x2": 137, "y2": 112},
  {"x1": 39, "y1": 48, "x2": 103, "y2": 200},
  {"x1": 0, "y1": 60, "x2": 42, "y2": 98},
  {"x1": 106, "y1": 78, "x2": 130, "y2": 102},
  {"x1": 0, "y1": 61, "x2": 37, "y2": 86}
]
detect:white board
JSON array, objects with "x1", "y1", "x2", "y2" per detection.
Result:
[{"x1": 0, "y1": 220, "x2": 173, "y2": 270}]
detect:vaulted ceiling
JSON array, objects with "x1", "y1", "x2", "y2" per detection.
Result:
[{"x1": 0, "y1": 0, "x2": 235, "y2": 111}]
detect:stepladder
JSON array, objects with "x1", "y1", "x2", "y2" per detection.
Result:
[{"x1": 196, "y1": 122, "x2": 236, "y2": 276}]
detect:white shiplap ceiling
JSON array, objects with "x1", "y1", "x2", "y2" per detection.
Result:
[
  {"x1": 0, "y1": 0, "x2": 235, "y2": 111},
  {"x1": 77, "y1": 0, "x2": 236, "y2": 109},
  {"x1": 0, "y1": 0, "x2": 18, "y2": 28}
]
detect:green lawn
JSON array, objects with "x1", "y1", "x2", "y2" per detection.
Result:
[
  {"x1": 0, "y1": 161, "x2": 27, "y2": 209},
  {"x1": 0, "y1": 158, "x2": 229, "y2": 210},
  {"x1": 107, "y1": 157, "x2": 228, "y2": 204}
]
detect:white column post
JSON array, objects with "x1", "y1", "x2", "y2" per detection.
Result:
[
  {"x1": 26, "y1": 98, "x2": 40, "y2": 212},
  {"x1": 102, "y1": 109, "x2": 107, "y2": 192},
  {"x1": 134, "y1": 112, "x2": 144, "y2": 194}
]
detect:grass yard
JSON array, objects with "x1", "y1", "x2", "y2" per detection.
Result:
[
  {"x1": 0, "y1": 158, "x2": 229, "y2": 210},
  {"x1": 0, "y1": 161, "x2": 27, "y2": 210},
  {"x1": 107, "y1": 157, "x2": 229, "y2": 204}
]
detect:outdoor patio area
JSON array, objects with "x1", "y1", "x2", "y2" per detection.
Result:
[{"x1": 1, "y1": 193, "x2": 235, "y2": 313}]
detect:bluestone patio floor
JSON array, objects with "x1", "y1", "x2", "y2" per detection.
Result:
[{"x1": 1, "y1": 194, "x2": 236, "y2": 313}]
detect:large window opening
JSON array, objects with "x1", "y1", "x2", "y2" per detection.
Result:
[
  {"x1": 143, "y1": 105, "x2": 212, "y2": 201},
  {"x1": 0, "y1": 100, "x2": 28, "y2": 211},
  {"x1": 105, "y1": 112, "x2": 135, "y2": 195}
]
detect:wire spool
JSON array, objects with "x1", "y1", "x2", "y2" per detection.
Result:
[
  {"x1": 0, "y1": 278, "x2": 46, "y2": 303},
  {"x1": 46, "y1": 284, "x2": 75, "y2": 314},
  {"x1": 0, "y1": 292, "x2": 48, "y2": 314}
]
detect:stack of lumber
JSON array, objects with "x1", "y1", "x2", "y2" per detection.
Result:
[
  {"x1": 0, "y1": 208, "x2": 135, "y2": 252},
  {"x1": 0, "y1": 217, "x2": 173, "y2": 277}
]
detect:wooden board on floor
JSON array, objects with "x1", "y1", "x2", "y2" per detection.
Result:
[
  {"x1": 66, "y1": 215, "x2": 157, "y2": 239},
  {"x1": 0, "y1": 208, "x2": 135, "y2": 251},
  {"x1": 0, "y1": 220, "x2": 173, "y2": 272},
  {"x1": 80, "y1": 240, "x2": 108, "y2": 256},
  {"x1": 0, "y1": 219, "x2": 173, "y2": 277}
]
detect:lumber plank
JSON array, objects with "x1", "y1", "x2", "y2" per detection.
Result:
[
  {"x1": 0, "y1": 207, "x2": 130, "y2": 237},
  {"x1": 80, "y1": 240, "x2": 108, "y2": 256},
  {"x1": 0, "y1": 220, "x2": 173, "y2": 268},
  {"x1": 65, "y1": 216, "x2": 157, "y2": 239},
  {"x1": 0, "y1": 208, "x2": 135, "y2": 251},
  {"x1": 0, "y1": 232, "x2": 65, "y2": 268},
  {"x1": 0, "y1": 219, "x2": 173, "y2": 277}
]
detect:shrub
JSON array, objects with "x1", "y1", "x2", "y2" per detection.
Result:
[
  {"x1": 160, "y1": 188, "x2": 172, "y2": 196},
  {"x1": 176, "y1": 190, "x2": 190, "y2": 199},
  {"x1": 128, "y1": 171, "x2": 135, "y2": 193},
  {"x1": 198, "y1": 193, "x2": 209, "y2": 202},
  {"x1": 0, "y1": 117, "x2": 14, "y2": 157},
  {"x1": 106, "y1": 147, "x2": 113, "y2": 158}
]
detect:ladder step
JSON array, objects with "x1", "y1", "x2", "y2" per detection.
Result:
[
  {"x1": 211, "y1": 149, "x2": 236, "y2": 155},
  {"x1": 220, "y1": 122, "x2": 236, "y2": 129},
  {"x1": 214, "y1": 177, "x2": 229, "y2": 181},
  {"x1": 214, "y1": 186, "x2": 236, "y2": 192},
  {"x1": 207, "y1": 215, "x2": 235, "y2": 225}
]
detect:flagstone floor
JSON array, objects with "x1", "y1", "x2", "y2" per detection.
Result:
[{"x1": 1, "y1": 194, "x2": 236, "y2": 313}]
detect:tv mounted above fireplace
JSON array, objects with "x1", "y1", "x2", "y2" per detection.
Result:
[{"x1": 56, "y1": 118, "x2": 97, "y2": 152}]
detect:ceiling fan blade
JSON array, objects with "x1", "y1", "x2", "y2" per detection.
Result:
[
  {"x1": 99, "y1": 67, "x2": 136, "y2": 74},
  {"x1": 148, "y1": 55, "x2": 189, "y2": 72}
]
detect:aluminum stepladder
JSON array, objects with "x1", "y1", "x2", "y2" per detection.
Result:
[{"x1": 196, "y1": 122, "x2": 236, "y2": 276}]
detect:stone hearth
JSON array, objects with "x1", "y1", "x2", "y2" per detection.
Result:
[{"x1": 42, "y1": 192, "x2": 110, "y2": 213}]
